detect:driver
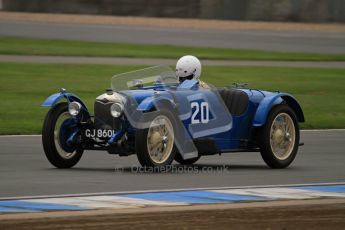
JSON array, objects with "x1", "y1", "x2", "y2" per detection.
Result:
[{"x1": 175, "y1": 55, "x2": 209, "y2": 89}]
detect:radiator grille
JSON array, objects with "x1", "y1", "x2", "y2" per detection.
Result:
[{"x1": 94, "y1": 100, "x2": 121, "y2": 131}]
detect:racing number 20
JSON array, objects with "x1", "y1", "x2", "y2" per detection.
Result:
[{"x1": 191, "y1": 102, "x2": 209, "y2": 124}]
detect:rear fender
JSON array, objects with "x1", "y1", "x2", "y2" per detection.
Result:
[{"x1": 253, "y1": 93, "x2": 304, "y2": 127}]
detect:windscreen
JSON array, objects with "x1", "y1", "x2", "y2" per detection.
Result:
[{"x1": 111, "y1": 65, "x2": 178, "y2": 91}]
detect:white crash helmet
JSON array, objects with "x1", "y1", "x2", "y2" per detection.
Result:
[{"x1": 176, "y1": 55, "x2": 201, "y2": 83}]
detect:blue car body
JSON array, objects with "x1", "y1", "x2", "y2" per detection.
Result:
[{"x1": 42, "y1": 77, "x2": 304, "y2": 159}]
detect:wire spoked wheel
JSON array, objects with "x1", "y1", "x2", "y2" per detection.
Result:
[
  {"x1": 269, "y1": 113, "x2": 296, "y2": 161},
  {"x1": 147, "y1": 115, "x2": 174, "y2": 164},
  {"x1": 135, "y1": 111, "x2": 177, "y2": 168},
  {"x1": 258, "y1": 104, "x2": 299, "y2": 169}
]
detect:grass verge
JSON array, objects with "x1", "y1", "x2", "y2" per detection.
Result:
[
  {"x1": 1, "y1": 37, "x2": 345, "y2": 61},
  {"x1": 0, "y1": 62, "x2": 344, "y2": 134}
]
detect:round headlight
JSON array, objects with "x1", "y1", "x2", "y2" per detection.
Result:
[
  {"x1": 110, "y1": 102, "x2": 124, "y2": 118},
  {"x1": 68, "y1": 101, "x2": 82, "y2": 116}
]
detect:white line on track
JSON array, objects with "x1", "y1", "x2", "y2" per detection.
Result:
[
  {"x1": 0, "y1": 135, "x2": 42, "y2": 137},
  {"x1": 301, "y1": 129, "x2": 345, "y2": 132},
  {"x1": 0, "y1": 182, "x2": 344, "y2": 201}
]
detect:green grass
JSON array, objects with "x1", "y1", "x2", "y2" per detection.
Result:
[
  {"x1": 0, "y1": 62, "x2": 344, "y2": 134},
  {"x1": 1, "y1": 37, "x2": 345, "y2": 61}
]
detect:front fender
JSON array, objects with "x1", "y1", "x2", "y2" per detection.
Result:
[
  {"x1": 253, "y1": 93, "x2": 304, "y2": 127},
  {"x1": 42, "y1": 90, "x2": 87, "y2": 109},
  {"x1": 137, "y1": 96, "x2": 156, "y2": 112},
  {"x1": 137, "y1": 95, "x2": 176, "y2": 112}
]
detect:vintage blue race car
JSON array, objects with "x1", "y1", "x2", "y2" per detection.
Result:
[{"x1": 41, "y1": 66, "x2": 304, "y2": 169}]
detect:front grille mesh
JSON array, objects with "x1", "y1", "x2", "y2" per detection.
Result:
[{"x1": 94, "y1": 100, "x2": 121, "y2": 130}]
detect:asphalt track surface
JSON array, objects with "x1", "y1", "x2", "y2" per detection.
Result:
[
  {"x1": 1, "y1": 20, "x2": 345, "y2": 54},
  {"x1": 0, "y1": 130, "x2": 344, "y2": 198}
]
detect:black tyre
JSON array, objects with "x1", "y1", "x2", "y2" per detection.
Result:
[
  {"x1": 257, "y1": 104, "x2": 299, "y2": 169},
  {"x1": 174, "y1": 154, "x2": 200, "y2": 165},
  {"x1": 135, "y1": 111, "x2": 177, "y2": 168},
  {"x1": 42, "y1": 102, "x2": 83, "y2": 168}
]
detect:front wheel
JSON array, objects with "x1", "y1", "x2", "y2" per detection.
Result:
[
  {"x1": 42, "y1": 102, "x2": 83, "y2": 168},
  {"x1": 257, "y1": 104, "x2": 299, "y2": 169},
  {"x1": 135, "y1": 111, "x2": 176, "y2": 168}
]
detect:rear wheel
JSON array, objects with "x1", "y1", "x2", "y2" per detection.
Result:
[
  {"x1": 135, "y1": 111, "x2": 176, "y2": 168},
  {"x1": 258, "y1": 104, "x2": 299, "y2": 169},
  {"x1": 42, "y1": 102, "x2": 83, "y2": 168}
]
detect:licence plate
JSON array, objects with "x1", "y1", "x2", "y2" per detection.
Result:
[{"x1": 85, "y1": 129, "x2": 115, "y2": 138}]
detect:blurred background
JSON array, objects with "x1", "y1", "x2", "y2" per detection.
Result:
[
  {"x1": 0, "y1": 0, "x2": 345, "y2": 135},
  {"x1": 1, "y1": 0, "x2": 345, "y2": 22}
]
